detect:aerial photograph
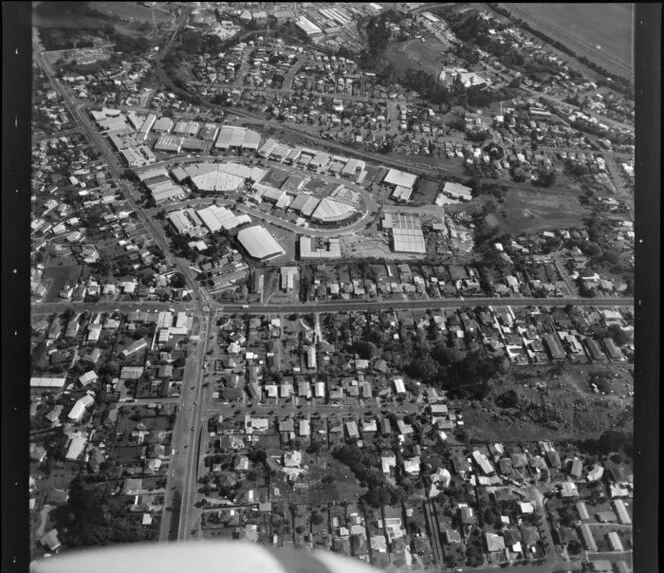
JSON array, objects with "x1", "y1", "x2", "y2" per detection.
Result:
[{"x1": 27, "y1": 2, "x2": 638, "y2": 572}]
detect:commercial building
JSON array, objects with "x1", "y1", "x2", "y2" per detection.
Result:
[
  {"x1": 154, "y1": 134, "x2": 183, "y2": 153},
  {"x1": 280, "y1": 266, "x2": 298, "y2": 291},
  {"x1": 310, "y1": 197, "x2": 357, "y2": 224},
  {"x1": 383, "y1": 212, "x2": 427, "y2": 254},
  {"x1": 237, "y1": 225, "x2": 285, "y2": 261},
  {"x1": 173, "y1": 120, "x2": 200, "y2": 137},
  {"x1": 196, "y1": 205, "x2": 251, "y2": 233},
  {"x1": 152, "y1": 117, "x2": 174, "y2": 133},
  {"x1": 167, "y1": 209, "x2": 203, "y2": 236},
  {"x1": 214, "y1": 126, "x2": 261, "y2": 151},
  {"x1": 383, "y1": 168, "x2": 418, "y2": 203},
  {"x1": 188, "y1": 164, "x2": 246, "y2": 193},
  {"x1": 295, "y1": 16, "x2": 323, "y2": 37},
  {"x1": 137, "y1": 113, "x2": 156, "y2": 141},
  {"x1": 199, "y1": 123, "x2": 220, "y2": 142},
  {"x1": 299, "y1": 236, "x2": 342, "y2": 259},
  {"x1": 152, "y1": 185, "x2": 186, "y2": 204}
]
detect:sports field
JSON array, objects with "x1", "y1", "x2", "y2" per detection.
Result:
[{"x1": 503, "y1": 3, "x2": 634, "y2": 80}]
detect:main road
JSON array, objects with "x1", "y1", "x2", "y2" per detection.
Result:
[{"x1": 31, "y1": 296, "x2": 633, "y2": 317}]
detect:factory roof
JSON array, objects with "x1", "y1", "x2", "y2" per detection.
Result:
[
  {"x1": 443, "y1": 181, "x2": 473, "y2": 200},
  {"x1": 237, "y1": 226, "x2": 285, "y2": 261},
  {"x1": 196, "y1": 205, "x2": 251, "y2": 232},
  {"x1": 189, "y1": 165, "x2": 246, "y2": 192},
  {"x1": 300, "y1": 236, "x2": 342, "y2": 259},
  {"x1": 154, "y1": 134, "x2": 183, "y2": 153},
  {"x1": 152, "y1": 185, "x2": 186, "y2": 204},
  {"x1": 214, "y1": 125, "x2": 261, "y2": 150},
  {"x1": 310, "y1": 198, "x2": 356, "y2": 223},
  {"x1": 383, "y1": 168, "x2": 417, "y2": 189}
]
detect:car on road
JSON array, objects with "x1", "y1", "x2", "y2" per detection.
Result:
[{"x1": 242, "y1": 304, "x2": 249, "y2": 309}]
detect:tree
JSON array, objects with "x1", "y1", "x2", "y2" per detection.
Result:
[
  {"x1": 307, "y1": 442, "x2": 321, "y2": 455},
  {"x1": 608, "y1": 324, "x2": 630, "y2": 346},
  {"x1": 170, "y1": 273, "x2": 186, "y2": 288},
  {"x1": 310, "y1": 512, "x2": 324, "y2": 526}
]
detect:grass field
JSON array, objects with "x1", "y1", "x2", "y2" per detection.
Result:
[
  {"x1": 503, "y1": 3, "x2": 634, "y2": 80},
  {"x1": 384, "y1": 34, "x2": 449, "y2": 78},
  {"x1": 92, "y1": 2, "x2": 172, "y2": 24},
  {"x1": 487, "y1": 188, "x2": 590, "y2": 235}
]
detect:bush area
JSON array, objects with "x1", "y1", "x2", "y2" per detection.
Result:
[
  {"x1": 332, "y1": 445, "x2": 405, "y2": 508},
  {"x1": 578, "y1": 429, "x2": 633, "y2": 460},
  {"x1": 51, "y1": 476, "x2": 159, "y2": 546}
]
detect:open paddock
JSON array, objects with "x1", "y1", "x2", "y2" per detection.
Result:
[{"x1": 487, "y1": 188, "x2": 590, "y2": 235}]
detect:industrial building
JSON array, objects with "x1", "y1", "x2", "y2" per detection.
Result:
[
  {"x1": 310, "y1": 197, "x2": 357, "y2": 224},
  {"x1": 195, "y1": 205, "x2": 251, "y2": 232},
  {"x1": 295, "y1": 16, "x2": 323, "y2": 38},
  {"x1": 442, "y1": 181, "x2": 473, "y2": 202},
  {"x1": 173, "y1": 120, "x2": 201, "y2": 137},
  {"x1": 187, "y1": 163, "x2": 246, "y2": 193},
  {"x1": 237, "y1": 225, "x2": 285, "y2": 261},
  {"x1": 383, "y1": 168, "x2": 418, "y2": 203},
  {"x1": 152, "y1": 117, "x2": 174, "y2": 133},
  {"x1": 299, "y1": 236, "x2": 342, "y2": 259},
  {"x1": 154, "y1": 134, "x2": 183, "y2": 153},
  {"x1": 382, "y1": 212, "x2": 427, "y2": 254},
  {"x1": 167, "y1": 205, "x2": 251, "y2": 236},
  {"x1": 214, "y1": 125, "x2": 261, "y2": 151}
]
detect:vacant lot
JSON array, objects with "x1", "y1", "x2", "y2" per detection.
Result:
[
  {"x1": 487, "y1": 188, "x2": 590, "y2": 235},
  {"x1": 504, "y1": 3, "x2": 634, "y2": 81},
  {"x1": 42, "y1": 263, "x2": 81, "y2": 303}
]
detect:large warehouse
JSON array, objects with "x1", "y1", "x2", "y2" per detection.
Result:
[
  {"x1": 237, "y1": 225, "x2": 285, "y2": 261},
  {"x1": 214, "y1": 126, "x2": 261, "y2": 151},
  {"x1": 310, "y1": 197, "x2": 357, "y2": 224},
  {"x1": 187, "y1": 164, "x2": 246, "y2": 193},
  {"x1": 383, "y1": 212, "x2": 427, "y2": 254}
]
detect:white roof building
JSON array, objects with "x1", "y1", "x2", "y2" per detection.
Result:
[
  {"x1": 196, "y1": 205, "x2": 251, "y2": 232},
  {"x1": 68, "y1": 395, "x2": 95, "y2": 422},
  {"x1": 31, "y1": 377, "x2": 67, "y2": 389},
  {"x1": 65, "y1": 433, "x2": 88, "y2": 461},
  {"x1": 383, "y1": 168, "x2": 417, "y2": 190},
  {"x1": 78, "y1": 371, "x2": 98, "y2": 386},
  {"x1": 443, "y1": 182, "x2": 473, "y2": 201},
  {"x1": 237, "y1": 226, "x2": 285, "y2": 261},
  {"x1": 310, "y1": 198, "x2": 357, "y2": 223}
]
